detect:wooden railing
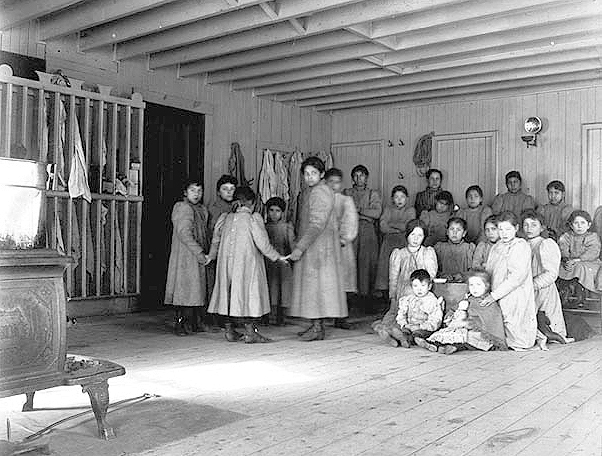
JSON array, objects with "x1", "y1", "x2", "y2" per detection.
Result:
[{"x1": 0, "y1": 64, "x2": 145, "y2": 301}]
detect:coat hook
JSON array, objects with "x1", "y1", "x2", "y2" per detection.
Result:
[
  {"x1": 398, "y1": 139, "x2": 405, "y2": 146},
  {"x1": 398, "y1": 172, "x2": 404, "y2": 180},
  {"x1": 387, "y1": 140, "x2": 393, "y2": 147}
]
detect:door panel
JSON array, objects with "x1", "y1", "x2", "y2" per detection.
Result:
[
  {"x1": 582, "y1": 123, "x2": 602, "y2": 215},
  {"x1": 432, "y1": 132, "x2": 497, "y2": 207},
  {"x1": 331, "y1": 140, "x2": 384, "y2": 195}
]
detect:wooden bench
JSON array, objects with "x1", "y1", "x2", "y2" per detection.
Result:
[{"x1": 21, "y1": 355, "x2": 126, "y2": 440}]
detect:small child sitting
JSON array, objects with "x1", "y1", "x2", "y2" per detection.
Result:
[
  {"x1": 265, "y1": 196, "x2": 295, "y2": 326},
  {"x1": 394, "y1": 269, "x2": 443, "y2": 348},
  {"x1": 434, "y1": 217, "x2": 475, "y2": 282},
  {"x1": 415, "y1": 269, "x2": 508, "y2": 354},
  {"x1": 419, "y1": 190, "x2": 454, "y2": 246}
]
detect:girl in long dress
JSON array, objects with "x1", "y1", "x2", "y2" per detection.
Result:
[
  {"x1": 164, "y1": 179, "x2": 210, "y2": 336},
  {"x1": 483, "y1": 211, "x2": 537, "y2": 350},
  {"x1": 375, "y1": 185, "x2": 416, "y2": 293},
  {"x1": 522, "y1": 210, "x2": 567, "y2": 338},
  {"x1": 371, "y1": 219, "x2": 438, "y2": 346},
  {"x1": 289, "y1": 157, "x2": 347, "y2": 341}
]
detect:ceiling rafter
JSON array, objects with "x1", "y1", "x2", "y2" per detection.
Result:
[
  {"x1": 204, "y1": 42, "x2": 389, "y2": 81},
  {"x1": 313, "y1": 70, "x2": 602, "y2": 111},
  {"x1": 39, "y1": 0, "x2": 181, "y2": 40},
  {"x1": 174, "y1": 30, "x2": 365, "y2": 74},
  {"x1": 233, "y1": 60, "x2": 380, "y2": 90},
  {"x1": 294, "y1": 59, "x2": 602, "y2": 107},
  {"x1": 274, "y1": 46, "x2": 601, "y2": 102},
  {"x1": 0, "y1": 0, "x2": 83, "y2": 31},
  {"x1": 110, "y1": 0, "x2": 463, "y2": 59}
]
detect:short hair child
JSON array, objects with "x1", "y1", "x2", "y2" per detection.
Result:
[
  {"x1": 435, "y1": 217, "x2": 475, "y2": 282},
  {"x1": 351, "y1": 164, "x2": 369, "y2": 177},
  {"x1": 216, "y1": 174, "x2": 238, "y2": 193},
  {"x1": 324, "y1": 167, "x2": 344, "y2": 180},
  {"x1": 394, "y1": 268, "x2": 443, "y2": 348},
  {"x1": 472, "y1": 215, "x2": 499, "y2": 269},
  {"x1": 264, "y1": 196, "x2": 295, "y2": 325},
  {"x1": 537, "y1": 180, "x2": 572, "y2": 239},
  {"x1": 419, "y1": 191, "x2": 454, "y2": 246}
]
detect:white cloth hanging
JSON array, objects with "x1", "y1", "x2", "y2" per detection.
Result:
[
  {"x1": 274, "y1": 151, "x2": 289, "y2": 202},
  {"x1": 68, "y1": 111, "x2": 92, "y2": 203}
]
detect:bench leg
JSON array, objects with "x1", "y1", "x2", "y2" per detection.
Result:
[
  {"x1": 82, "y1": 381, "x2": 115, "y2": 440},
  {"x1": 22, "y1": 392, "x2": 35, "y2": 412}
]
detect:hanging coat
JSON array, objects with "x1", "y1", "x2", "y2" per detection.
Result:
[
  {"x1": 258, "y1": 149, "x2": 278, "y2": 204},
  {"x1": 228, "y1": 142, "x2": 251, "y2": 186},
  {"x1": 288, "y1": 150, "x2": 303, "y2": 226},
  {"x1": 289, "y1": 182, "x2": 347, "y2": 318},
  {"x1": 274, "y1": 151, "x2": 290, "y2": 202},
  {"x1": 208, "y1": 206, "x2": 280, "y2": 317}
]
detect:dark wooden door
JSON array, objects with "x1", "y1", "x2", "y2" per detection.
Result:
[{"x1": 141, "y1": 102, "x2": 205, "y2": 308}]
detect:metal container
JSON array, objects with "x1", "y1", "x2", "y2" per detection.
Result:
[{"x1": 0, "y1": 157, "x2": 47, "y2": 249}]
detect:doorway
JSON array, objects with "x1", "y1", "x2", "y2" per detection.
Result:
[{"x1": 141, "y1": 102, "x2": 205, "y2": 308}]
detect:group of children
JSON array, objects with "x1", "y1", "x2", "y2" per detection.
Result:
[{"x1": 165, "y1": 161, "x2": 600, "y2": 351}]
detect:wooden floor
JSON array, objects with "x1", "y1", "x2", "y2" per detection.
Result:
[{"x1": 2, "y1": 314, "x2": 601, "y2": 456}]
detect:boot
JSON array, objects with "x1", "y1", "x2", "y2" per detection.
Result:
[
  {"x1": 334, "y1": 318, "x2": 353, "y2": 329},
  {"x1": 243, "y1": 322, "x2": 272, "y2": 344},
  {"x1": 174, "y1": 312, "x2": 188, "y2": 337},
  {"x1": 297, "y1": 322, "x2": 313, "y2": 336},
  {"x1": 299, "y1": 319, "x2": 325, "y2": 341},
  {"x1": 224, "y1": 322, "x2": 244, "y2": 342}
]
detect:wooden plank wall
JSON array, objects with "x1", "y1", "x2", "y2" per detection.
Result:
[
  {"x1": 332, "y1": 86, "x2": 602, "y2": 213},
  {"x1": 0, "y1": 23, "x2": 332, "y2": 202}
]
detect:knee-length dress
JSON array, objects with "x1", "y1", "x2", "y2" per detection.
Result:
[
  {"x1": 434, "y1": 241, "x2": 476, "y2": 278},
  {"x1": 372, "y1": 246, "x2": 437, "y2": 334},
  {"x1": 375, "y1": 205, "x2": 416, "y2": 290},
  {"x1": 290, "y1": 182, "x2": 347, "y2": 319},
  {"x1": 208, "y1": 207, "x2": 280, "y2": 318},
  {"x1": 343, "y1": 186, "x2": 382, "y2": 295},
  {"x1": 528, "y1": 236, "x2": 567, "y2": 337},
  {"x1": 486, "y1": 237, "x2": 537, "y2": 350},
  {"x1": 164, "y1": 201, "x2": 209, "y2": 307},
  {"x1": 334, "y1": 193, "x2": 359, "y2": 293},
  {"x1": 557, "y1": 231, "x2": 602, "y2": 291}
]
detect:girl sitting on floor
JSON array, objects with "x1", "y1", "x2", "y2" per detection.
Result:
[
  {"x1": 416, "y1": 269, "x2": 507, "y2": 354},
  {"x1": 434, "y1": 217, "x2": 475, "y2": 282},
  {"x1": 557, "y1": 210, "x2": 602, "y2": 305}
]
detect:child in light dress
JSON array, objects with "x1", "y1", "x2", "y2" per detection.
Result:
[
  {"x1": 375, "y1": 185, "x2": 416, "y2": 294},
  {"x1": 415, "y1": 269, "x2": 507, "y2": 354},
  {"x1": 434, "y1": 217, "x2": 476, "y2": 282},
  {"x1": 265, "y1": 196, "x2": 295, "y2": 325},
  {"x1": 455, "y1": 185, "x2": 493, "y2": 244},
  {"x1": 472, "y1": 215, "x2": 499, "y2": 270},
  {"x1": 557, "y1": 210, "x2": 602, "y2": 304},
  {"x1": 420, "y1": 190, "x2": 454, "y2": 247},
  {"x1": 394, "y1": 269, "x2": 443, "y2": 348}
]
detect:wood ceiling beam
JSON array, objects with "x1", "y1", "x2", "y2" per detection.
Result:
[
  {"x1": 0, "y1": 0, "x2": 83, "y2": 30},
  {"x1": 275, "y1": 46, "x2": 600, "y2": 102},
  {"x1": 204, "y1": 42, "x2": 389, "y2": 82},
  {"x1": 387, "y1": 1, "x2": 601, "y2": 51},
  {"x1": 110, "y1": 0, "x2": 461, "y2": 59},
  {"x1": 169, "y1": 30, "x2": 364, "y2": 72},
  {"x1": 295, "y1": 60, "x2": 601, "y2": 107},
  {"x1": 313, "y1": 70, "x2": 602, "y2": 111},
  {"x1": 253, "y1": 69, "x2": 394, "y2": 96},
  {"x1": 39, "y1": 0, "x2": 180, "y2": 40},
  {"x1": 232, "y1": 60, "x2": 379, "y2": 89},
  {"x1": 149, "y1": 22, "x2": 300, "y2": 67},
  {"x1": 370, "y1": 0, "x2": 572, "y2": 39},
  {"x1": 382, "y1": 17, "x2": 602, "y2": 67}
]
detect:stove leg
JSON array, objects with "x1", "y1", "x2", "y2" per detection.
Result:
[
  {"x1": 22, "y1": 391, "x2": 35, "y2": 412},
  {"x1": 82, "y1": 381, "x2": 115, "y2": 439}
]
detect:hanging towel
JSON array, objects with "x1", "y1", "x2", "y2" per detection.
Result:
[
  {"x1": 68, "y1": 112, "x2": 92, "y2": 203},
  {"x1": 288, "y1": 149, "x2": 303, "y2": 227},
  {"x1": 258, "y1": 149, "x2": 277, "y2": 204},
  {"x1": 274, "y1": 151, "x2": 289, "y2": 202}
]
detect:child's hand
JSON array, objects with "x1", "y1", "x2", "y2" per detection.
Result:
[
  {"x1": 287, "y1": 249, "x2": 303, "y2": 261},
  {"x1": 479, "y1": 294, "x2": 495, "y2": 307},
  {"x1": 204, "y1": 257, "x2": 213, "y2": 266},
  {"x1": 565, "y1": 259, "x2": 578, "y2": 270},
  {"x1": 277, "y1": 256, "x2": 289, "y2": 263},
  {"x1": 340, "y1": 238, "x2": 348, "y2": 247}
]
